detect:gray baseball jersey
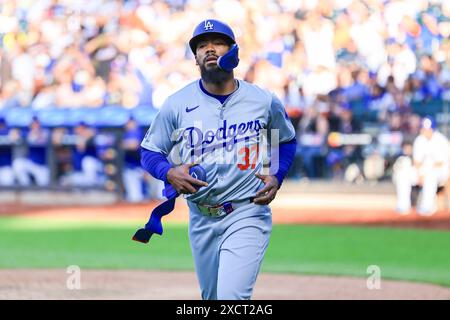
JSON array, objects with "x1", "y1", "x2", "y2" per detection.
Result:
[{"x1": 141, "y1": 79, "x2": 295, "y2": 205}]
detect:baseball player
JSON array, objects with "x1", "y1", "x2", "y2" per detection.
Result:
[
  {"x1": 122, "y1": 116, "x2": 166, "y2": 202},
  {"x1": 393, "y1": 116, "x2": 449, "y2": 215},
  {"x1": 122, "y1": 116, "x2": 145, "y2": 202},
  {"x1": 62, "y1": 122, "x2": 104, "y2": 187},
  {"x1": 0, "y1": 117, "x2": 16, "y2": 186},
  {"x1": 140, "y1": 19, "x2": 296, "y2": 300},
  {"x1": 12, "y1": 117, "x2": 50, "y2": 187}
]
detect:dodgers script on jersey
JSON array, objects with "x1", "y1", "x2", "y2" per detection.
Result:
[{"x1": 141, "y1": 79, "x2": 295, "y2": 206}]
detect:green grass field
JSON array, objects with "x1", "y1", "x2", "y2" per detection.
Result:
[{"x1": 0, "y1": 216, "x2": 449, "y2": 287}]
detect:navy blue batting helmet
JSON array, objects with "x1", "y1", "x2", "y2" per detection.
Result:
[{"x1": 189, "y1": 19, "x2": 236, "y2": 54}]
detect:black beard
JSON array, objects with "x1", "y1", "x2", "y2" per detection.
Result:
[{"x1": 199, "y1": 63, "x2": 232, "y2": 85}]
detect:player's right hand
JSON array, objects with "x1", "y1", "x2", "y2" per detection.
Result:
[{"x1": 166, "y1": 163, "x2": 208, "y2": 194}]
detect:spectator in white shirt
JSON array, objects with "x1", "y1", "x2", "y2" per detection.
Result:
[{"x1": 393, "y1": 116, "x2": 449, "y2": 215}]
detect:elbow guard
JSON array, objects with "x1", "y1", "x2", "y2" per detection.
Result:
[{"x1": 217, "y1": 44, "x2": 240, "y2": 72}]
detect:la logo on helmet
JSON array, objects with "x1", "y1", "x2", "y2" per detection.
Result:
[{"x1": 204, "y1": 20, "x2": 214, "y2": 30}]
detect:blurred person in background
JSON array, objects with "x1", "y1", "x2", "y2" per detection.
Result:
[
  {"x1": 413, "y1": 54, "x2": 442, "y2": 101},
  {"x1": 367, "y1": 83, "x2": 392, "y2": 118},
  {"x1": 402, "y1": 113, "x2": 423, "y2": 143},
  {"x1": 393, "y1": 116, "x2": 449, "y2": 215},
  {"x1": 437, "y1": 62, "x2": 450, "y2": 102},
  {"x1": 0, "y1": 116, "x2": 18, "y2": 186},
  {"x1": 282, "y1": 81, "x2": 309, "y2": 130},
  {"x1": 371, "y1": 112, "x2": 407, "y2": 179},
  {"x1": 300, "y1": 10, "x2": 335, "y2": 71},
  {"x1": 121, "y1": 116, "x2": 145, "y2": 202},
  {"x1": 10, "y1": 44, "x2": 35, "y2": 106},
  {"x1": 327, "y1": 103, "x2": 363, "y2": 179},
  {"x1": 0, "y1": 80, "x2": 23, "y2": 109},
  {"x1": 342, "y1": 67, "x2": 370, "y2": 103},
  {"x1": 121, "y1": 116, "x2": 164, "y2": 202},
  {"x1": 296, "y1": 104, "x2": 329, "y2": 178},
  {"x1": 392, "y1": 139, "x2": 415, "y2": 207},
  {"x1": 12, "y1": 116, "x2": 50, "y2": 186},
  {"x1": 382, "y1": 110, "x2": 407, "y2": 137},
  {"x1": 51, "y1": 126, "x2": 74, "y2": 183},
  {"x1": 58, "y1": 122, "x2": 104, "y2": 187}
]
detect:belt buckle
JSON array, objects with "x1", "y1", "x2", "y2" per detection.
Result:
[
  {"x1": 198, "y1": 202, "x2": 233, "y2": 217},
  {"x1": 209, "y1": 204, "x2": 224, "y2": 217},
  {"x1": 210, "y1": 202, "x2": 234, "y2": 217}
]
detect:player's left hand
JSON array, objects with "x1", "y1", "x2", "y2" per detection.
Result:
[{"x1": 253, "y1": 173, "x2": 279, "y2": 205}]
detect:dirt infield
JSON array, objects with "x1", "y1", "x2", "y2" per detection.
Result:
[{"x1": 1, "y1": 269, "x2": 449, "y2": 300}]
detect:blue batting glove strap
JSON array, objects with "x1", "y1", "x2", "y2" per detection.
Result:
[
  {"x1": 144, "y1": 197, "x2": 176, "y2": 235},
  {"x1": 142, "y1": 165, "x2": 207, "y2": 237},
  {"x1": 143, "y1": 183, "x2": 176, "y2": 235},
  {"x1": 162, "y1": 182, "x2": 178, "y2": 199},
  {"x1": 217, "y1": 44, "x2": 239, "y2": 72}
]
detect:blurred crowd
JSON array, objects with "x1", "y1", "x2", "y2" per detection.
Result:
[
  {"x1": 0, "y1": 0, "x2": 449, "y2": 187},
  {"x1": 1, "y1": 0, "x2": 449, "y2": 107}
]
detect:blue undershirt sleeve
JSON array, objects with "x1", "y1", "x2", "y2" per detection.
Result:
[
  {"x1": 140, "y1": 146, "x2": 172, "y2": 182},
  {"x1": 273, "y1": 137, "x2": 297, "y2": 187}
]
